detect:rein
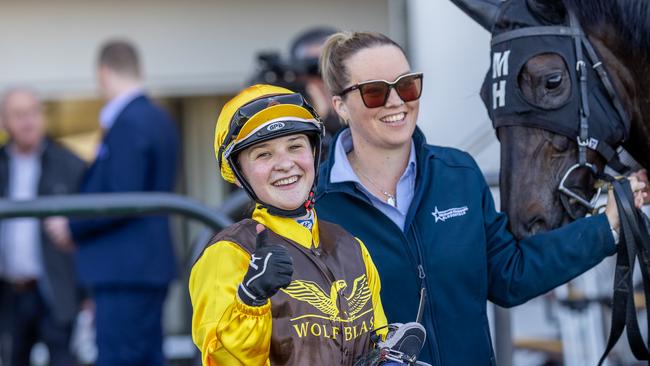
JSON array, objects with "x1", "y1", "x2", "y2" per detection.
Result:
[
  {"x1": 557, "y1": 12, "x2": 650, "y2": 363},
  {"x1": 598, "y1": 177, "x2": 650, "y2": 364},
  {"x1": 556, "y1": 19, "x2": 650, "y2": 359}
]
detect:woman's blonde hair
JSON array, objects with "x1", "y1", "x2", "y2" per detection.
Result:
[{"x1": 319, "y1": 31, "x2": 405, "y2": 97}]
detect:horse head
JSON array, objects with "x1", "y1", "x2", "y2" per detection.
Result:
[{"x1": 453, "y1": 0, "x2": 650, "y2": 239}]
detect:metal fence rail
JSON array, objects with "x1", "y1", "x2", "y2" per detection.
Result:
[
  {"x1": 0, "y1": 192, "x2": 234, "y2": 365},
  {"x1": 0, "y1": 192, "x2": 233, "y2": 231}
]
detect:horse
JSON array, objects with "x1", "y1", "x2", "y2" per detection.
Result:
[{"x1": 451, "y1": 0, "x2": 650, "y2": 240}]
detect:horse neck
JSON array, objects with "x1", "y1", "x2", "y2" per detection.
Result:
[
  {"x1": 626, "y1": 54, "x2": 650, "y2": 169},
  {"x1": 623, "y1": 91, "x2": 650, "y2": 170},
  {"x1": 589, "y1": 26, "x2": 650, "y2": 170}
]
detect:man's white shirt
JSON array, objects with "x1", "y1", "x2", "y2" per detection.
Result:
[{"x1": 1, "y1": 147, "x2": 42, "y2": 280}]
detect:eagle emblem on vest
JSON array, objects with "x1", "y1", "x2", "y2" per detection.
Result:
[{"x1": 281, "y1": 274, "x2": 372, "y2": 323}]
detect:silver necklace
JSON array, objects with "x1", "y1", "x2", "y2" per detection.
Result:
[{"x1": 355, "y1": 168, "x2": 397, "y2": 208}]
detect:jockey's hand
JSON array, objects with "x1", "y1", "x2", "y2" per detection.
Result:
[
  {"x1": 237, "y1": 224, "x2": 293, "y2": 307},
  {"x1": 605, "y1": 175, "x2": 647, "y2": 234}
]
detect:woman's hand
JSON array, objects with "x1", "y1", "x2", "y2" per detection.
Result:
[
  {"x1": 630, "y1": 169, "x2": 650, "y2": 205},
  {"x1": 605, "y1": 175, "x2": 647, "y2": 233}
]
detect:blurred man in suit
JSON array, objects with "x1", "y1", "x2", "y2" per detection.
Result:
[
  {"x1": 0, "y1": 87, "x2": 86, "y2": 366},
  {"x1": 67, "y1": 40, "x2": 179, "y2": 366}
]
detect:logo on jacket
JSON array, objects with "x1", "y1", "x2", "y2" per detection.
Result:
[
  {"x1": 431, "y1": 205, "x2": 469, "y2": 223},
  {"x1": 281, "y1": 274, "x2": 374, "y2": 341}
]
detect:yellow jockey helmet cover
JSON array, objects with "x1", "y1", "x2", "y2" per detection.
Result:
[{"x1": 213, "y1": 85, "x2": 323, "y2": 217}]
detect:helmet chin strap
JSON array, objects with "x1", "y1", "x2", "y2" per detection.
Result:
[
  {"x1": 258, "y1": 190, "x2": 316, "y2": 218},
  {"x1": 227, "y1": 123, "x2": 323, "y2": 218},
  {"x1": 229, "y1": 154, "x2": 318, "y2": 218}
]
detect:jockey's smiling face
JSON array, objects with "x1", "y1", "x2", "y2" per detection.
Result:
[{"x1": 237, "y1": 134, "x2": 315, "y2": 211}]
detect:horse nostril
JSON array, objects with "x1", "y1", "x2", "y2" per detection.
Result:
[{"x1": 525, "y1": 215, "x2": 548, "y2": 236}]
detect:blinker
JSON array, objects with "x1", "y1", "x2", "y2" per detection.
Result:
[
  {"x1": 480, "y1": 1, "x2": 629, "y2": 159},
  {"x1": 480, "y1": 1, "x2": 632, "y2": 215}
]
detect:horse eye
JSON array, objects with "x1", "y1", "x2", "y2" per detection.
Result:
[{"x1": 545, "y1": 73, "x2": 563, "y2": 90}]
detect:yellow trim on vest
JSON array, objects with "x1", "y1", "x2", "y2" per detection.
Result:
[
  {"x1": 252, "y1": 205, "x2": 320, "y2": 249},
  {"x1": 189, "y1": 208, "x2": 386, "y2": 365}
]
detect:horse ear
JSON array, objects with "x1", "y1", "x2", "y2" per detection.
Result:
[
  {"x1": 526, "y1": 0, "x2": 567, "y2": 24},
  {"x1": 450, "y1": 0, "x2": 501, "y2": 32}
]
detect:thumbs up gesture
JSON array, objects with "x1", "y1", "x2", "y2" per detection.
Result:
[{"x1": 238, "y1": 224, "x2": 294, "y2": 307}]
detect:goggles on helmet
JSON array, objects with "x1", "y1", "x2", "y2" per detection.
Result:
[
  {"x1": 219, "y1": 93, "x2": 321, "y2": 164},
  {"x1": 225, "y1": 93, "x2": 319, "y2": 145}
]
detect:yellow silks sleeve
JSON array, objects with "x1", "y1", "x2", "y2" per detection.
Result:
[
  {"x1": 189, "y1": 241, "x2": 272, "y2": 366},
  {"x1": 357, "y1": 238, "x2": 388, "y2": 340}
]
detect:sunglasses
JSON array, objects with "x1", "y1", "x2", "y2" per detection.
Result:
[{"x1": 338, "y1": 72, "x2": 423, "y2": 108}]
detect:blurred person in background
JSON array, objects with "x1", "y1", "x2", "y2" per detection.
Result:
[
  {"x1": 289, "y1": 27, "x2": 342, "y2": 144},
  {"x1": 0, "y1": 87, "x2": 86, "y2": 366},
  {"x1": 60, "y1": 39, "x2": 179, "y2": 366},
  {"x1": 250, "y1": 27, "x2": 341, "y2": 160}
]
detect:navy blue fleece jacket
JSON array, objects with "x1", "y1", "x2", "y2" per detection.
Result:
[{"x1": 315, "y1": 127, "x2": 615, "y2": 365}]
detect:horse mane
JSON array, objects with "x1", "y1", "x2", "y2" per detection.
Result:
[{"x1": 563, "y1": 0, "x2": 650, "y2": 61}]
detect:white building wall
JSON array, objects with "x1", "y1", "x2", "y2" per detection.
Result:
[
  {"x1": 407, "y1": 0, "x2": 500, "y2": 175},
  {"x1": 0, "y1": 0, "x2": 397, "y2": 340},
  {"x1": 0, "y1": 0, "x2": 391, "y2": 99}
]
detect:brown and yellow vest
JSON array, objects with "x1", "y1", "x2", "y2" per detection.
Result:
[{"x1": 209, "y1": 218, "x2": 375, "y2": 365}]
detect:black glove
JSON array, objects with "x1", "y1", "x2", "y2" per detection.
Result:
[{"x1": 238, "y1": 227, "x2": 293, "y2": 306}]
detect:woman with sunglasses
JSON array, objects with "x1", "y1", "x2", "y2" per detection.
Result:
[
  {"x1": 314, "y1": 31, "x2": 646, "y2": 366},
  {"x1": 190, "y1": 84, "x2": 407, "y2": 365}
]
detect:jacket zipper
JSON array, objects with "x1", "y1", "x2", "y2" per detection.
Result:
[
  {"x1": 411, "y1": 222, "x2": 443, "y2": 366},
  {"x1": 333, "y1": 188, "x2": 423, "y2": 282},
  {"x1": 323, "y1": 187, "x2": 441, "y2": 365}
]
